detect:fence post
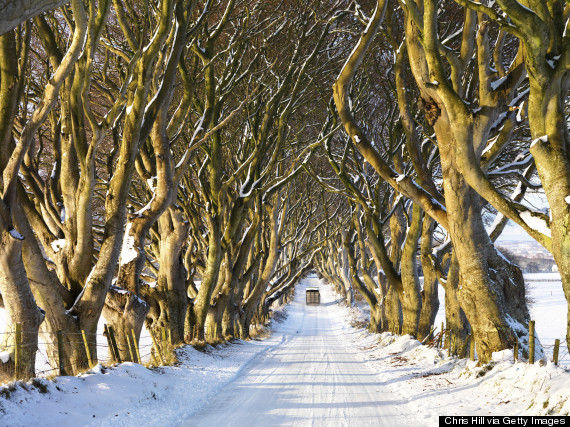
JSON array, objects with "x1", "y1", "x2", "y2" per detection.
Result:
[
  {"x1": 161, "y1": 326, "x2": 167, "y2": 351},
  {"x1": 553, "y1": 339, "x2": 560, "y2": 366},
  {"x1": 126, "y1": 333, "x2": 136, "y2": 362},
  {"x1": 529, "y1": 320, "x2": 535, "y2": 364},
  {"x1": 148, "y1": 328, "x2": 165, "y2": 366},
  {"x1": 514, "y1": 339, "x2": 519, "y2": 363},
  {"x1": 14, "y1": 323, "x2": 21, "y2": 378},
  {"x1": 459, "y1": 334, "x2": 470, "y2": 358},
  {"x1": 107, "y1": 325, "x2": 121, "y2": 363},
  {"x1": 81, "y1": 330, "x2": 94, "y2": 368},
  {"x1": 57, "y1": 330, "x2": 65, "y2": 376},
  {"x1": 161, "y1": 326, "x2": 169, "y2": 362},
  {"x1": 131, "y1": 329, "x2": 141, "y2": 364},
  {"x1": 470, "y1": 335, "x2": 475, "y2": 361},
  {"x1": 103, "y1": 324, "x2": 115, "y2": 362}
]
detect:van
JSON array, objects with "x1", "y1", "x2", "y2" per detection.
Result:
[{"x1": 306, "y1": 287, "x2": 320, "y2": 305}]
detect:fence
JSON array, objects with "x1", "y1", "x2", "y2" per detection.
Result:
[
  {"x1": 423, "y1": 319, "x2": 570, "y2": 367},
  {"x1": 0, "y1": 322, "x2": 227, "y2": 380},
  {"x1": 0, "y1": 325, "x2": 160, "y2": 380}
]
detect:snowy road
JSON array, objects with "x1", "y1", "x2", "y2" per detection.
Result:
[{"x1": 180, "y1": 280, "x2": 410, "y2": 427}]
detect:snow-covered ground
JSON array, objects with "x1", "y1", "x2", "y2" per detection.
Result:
[
  {"x1": 0, "y1": 322, "x2": 288, "y2": 426},
  {"x1": 0, "y1": 275, "x2": 569, "y2": 425}
]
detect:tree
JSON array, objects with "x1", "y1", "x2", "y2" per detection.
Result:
[{"x1": 0, "y1": 0, "x2": 68, "y2": 35}]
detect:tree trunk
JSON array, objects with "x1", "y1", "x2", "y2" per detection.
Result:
[
  {"x1": 193, "y1": 215, "x2": 222, "y2": 340},
  {"x1": 417, "y1": 217, "x2": 440, "y2": 341},
  {"x1": 400, "y1": 203, "x2": 423, "y2": 337},
  {"x1": 0, "y1": 231, "x2": 44, "y2": 378},
  {"x1": 102, "y1": 287, "x2": 149, "y2": 362},
  {"x1": 443, "y1": 254, "x2": 469, "y2": 351},
  {"x1": 144, "y1": 208, "x2": 190, "y2": 358},
  {"x1": 439, "y1": 139, "x2": 529, "y2": 361}
]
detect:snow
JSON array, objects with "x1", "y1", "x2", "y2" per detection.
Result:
[
  {"x1": 565, "y1": 196, "x2": 570, "y2": 204},
  {"x1": 1, "y1": 275, "x2": 570, "y2": 423},
  {"x1": 491, "y1": 75, "x2": 508, "y2": 91},
  {"x1": 0, "y1": 351, "x2": 9, "y2": 363},
  {"x1": 520, "y1": 210, "x2": 551, "y2": 237},
  {"x1": 8, "y1": 229, "x2": 24, "y2": 240},
  {"x1": 481, "y1": 135, "x2": 498, "y2": 156},
  {"x1": 530, "y1": 135, "x2": 548, "y2": 148},
  {"x1": 0, "y1": 305, "x2": 291, "y2": 426},
  {"x1": 50, "y1": 239, "x2": 66, "y2": 253},
  {"x1": 395, "y1": 174, "x2": 406, "y2": 182},
  {"x1": 120, "y1": 223, "x2": 138, "y2": 266},
  {"x1": 182, "y1": 280, "x2": 409, "y2": 425},
  {"x1": 146, "y1": 177, "x2": 157, "y2": 192}
]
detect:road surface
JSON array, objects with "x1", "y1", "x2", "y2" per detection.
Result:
[{"x1": 179, "y1": 278, "x2": 410, "y2": 426}]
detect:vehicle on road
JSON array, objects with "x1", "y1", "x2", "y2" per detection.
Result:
[{"x1": 306, "y1": 287, "x2": 320, "y2": 305}]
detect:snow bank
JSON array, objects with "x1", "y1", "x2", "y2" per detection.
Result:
[
  {"x1": 328, "y1": 281, "x2": 570, "y2": 419},
  {"x1": 0, "y1": 338, "x2": 285, "y2": 426}
]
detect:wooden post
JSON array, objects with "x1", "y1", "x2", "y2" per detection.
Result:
[
  {"x1": 529, "y1": 320, "x2": 535, "y2": 364},
  {"x1": 161, "y1": 326, "x2": 167, "y2": 352},
  {"x1": 81, "y1": 330, "x2": 94, "y2": 368},
  {"x1": 514, "y1": 339, "x2": 519, "y2": 363},
  {"x1": 214, "y1": 323, "x2": 218, "y2": 341},
  {"x1": 131, "y1": 329, "x2": 141, "y2": 364},
  {"x1": 553, "y1": 339, "x2": 560, "y2": 366},
  {"x1": 448, "y1": 332, "x2": 452, "y2": 357},
  {"x1": 107, "y1": 325, "x2": 121, "y2": 363},
  {"x1": 14, "y1": 323, "x2": 21, "y2": 378},
  {"x1": 57, "y1": 330, "x2": 65, "y2": 376},
  {"x1": 149, "y1": 328, "x2": 165, "y2": 366},
  {"x1": 161, "y1": 326, "x2": 169, "y2": 362},
  {"x1": 126, "y1": 333, "x2": 136, "y2": 362},
  {"x1": 470, "y1": 335, "x2": 475, "y2": 361},
  {"x1": 103, "y1": 324, "x2": 115, "y2": 362},
  {"x1": 151, "y1": 353, "x2": 158, "y2": 366},
  {"x1": 459, "y1": 334, "x2": 470, "y2": 358}
]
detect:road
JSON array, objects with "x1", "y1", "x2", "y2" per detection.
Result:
[{"x1": 179, "y1": 278, "x2": 410, "y2": 426}]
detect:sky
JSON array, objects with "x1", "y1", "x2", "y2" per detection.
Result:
[{"x1": 496, "y1": 221, "x2": 535, "y2": 242}]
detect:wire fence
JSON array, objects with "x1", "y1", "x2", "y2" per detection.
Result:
[
  {"x1": 421, "y1": 319, "x2": 570, "y2": 369},
  {"x1": 1, "y1": 316, "x2": 567, "y2": 382},
  {"x1": 0, "y1": 323, "x2": 223, "y2": 380}
]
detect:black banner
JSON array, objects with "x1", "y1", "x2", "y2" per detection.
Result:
[{"x1": 440, "y1": 416, "x2": 569, "y2": 426}]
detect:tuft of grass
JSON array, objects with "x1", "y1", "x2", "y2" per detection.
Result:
[
  {"x1": 475, "y1": 361, "x2": 497, "y2": 378},
  {"x1": 31, "y1": 378, "x2": 49, "y2": 394}
]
